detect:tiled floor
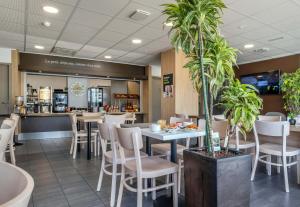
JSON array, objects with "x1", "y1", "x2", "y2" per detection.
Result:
[{"x1": 11, "y1": 138, "x2": 300, "y2": 207}]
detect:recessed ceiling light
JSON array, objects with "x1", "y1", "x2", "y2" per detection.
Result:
[
  {"x1": 104, "y1": 55, "x2": 112, "y2": 59},
  {"x1": 132, "y1": 39, "x2": 142, "y2": 44},
  {"x1": 244, "y1": 44, "x2": 254, "y2": 49},
  {"x1": 43, "y1": 6, "x2": 59, "y2": 14},
  {"x1": 164, "y1": 22, "x2": 173, "y2": 27},
  {"x1": 42, "y1": 21, "x2": 51, "y2": 27},
  {"x1": 238, "y1": 25, "x2": 247, "y2": 30},
  {"x1": 34, "y1": 45, "x2": 45, "y2": 50}
]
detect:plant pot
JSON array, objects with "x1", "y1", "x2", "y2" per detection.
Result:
[
  {"x1": 183, "y1": 148, "x2": 251, "y2": 207},
  {"x1": 289, "y1": 118, "x2": 296, "y2": 125}
]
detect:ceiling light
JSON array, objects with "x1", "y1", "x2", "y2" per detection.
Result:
[
  {"x1": 244, "y1": 44, "x2": 254, "y2": 49},
  {"x1": 43, "y1": 6, "x2": 59, "y2": 14},
  {"x1": 104, "y1": 55, "x2": 112, "y2": 59},
  {"x1": 164, "y1": 22, "x2": 173, "y2": 27},
  {"x1": 34, "y1": 45, "x2": 45, "y2": 50},
  {"x1": 42, "y1": 21, "x2": 51, "y2": 27},
  {"x1": 132, "y1": 39, "x2": 142, "y2": 44}
]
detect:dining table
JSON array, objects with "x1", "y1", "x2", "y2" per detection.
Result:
[{"x1": 76, "y1": 116, "x2": 102, "y2": 160}]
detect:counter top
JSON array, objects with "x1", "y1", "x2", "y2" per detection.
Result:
[{"x1": 21, "y1": 112, "x2": 145, "y2": 117}]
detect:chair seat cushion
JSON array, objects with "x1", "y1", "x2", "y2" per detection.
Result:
[
  {"x1": 125, "y1": 156, "x2": 178, "y2": 178},
  {"x1": 105, "y1": 150, "x2": 147, "y2": 163},
  {"x1": 260, "y1": 143, "x2": 300, "y2": 156},
  {"x1": 151, "y1": 143, "x2": 186, "y2": 156},
  {"x1": 220, "y1": 139, "x2": 255, "y2": 149}
]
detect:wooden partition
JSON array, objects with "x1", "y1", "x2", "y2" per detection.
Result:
[
  {"x1": 161, "y1": 49, "x2": 199, "y2": 120},
  {"x1": 142, "y1": 66, "x2": 152, "y2": 123}
]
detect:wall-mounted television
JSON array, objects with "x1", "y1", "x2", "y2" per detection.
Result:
[{"x1": 240, "y1": 70, "x2": 280, "y2": 95}]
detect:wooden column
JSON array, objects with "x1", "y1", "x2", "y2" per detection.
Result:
[
  {"x1": 161, "y1": 49, "x2": 199, "y2": 120},
  {"x1": 142, "y1": 65, "x2": 152, "y2": 123},
  {"x1": 10, "y1": 49, "x2": 21, "y2": 106}
]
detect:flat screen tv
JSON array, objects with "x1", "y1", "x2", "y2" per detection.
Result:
[{"x1": 240, "y1": 70, "x2": 280, "y2": 95}]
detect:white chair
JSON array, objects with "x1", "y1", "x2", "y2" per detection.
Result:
[
  {"x1": 116, "y1": 127, "x2": 178, "y2": 207},
  {"x1": 251, "y1": 120, "x2": 300, "y2": 192},
  {"x1": 0, "y1": 119, "x2": 15, "y2": 162},
  {"x1": 124, "y1": 112, "x2": 136, "y2": 124},
  {"x1": 265, "y1": 112, "x2": 287, "y2": 121},
  {"x1": 96, "y1": 115, "x2": 147, "y2": 207},
  {"x1": 0, "y1": 161, "x2": 34, "y2": 207},
  {"x1": 69, "y1": 113, "x2": 98, "y2": 159},
  {"x1": 5, "y1": 114, "x2": 19, "y2": 165},
  {"x1": 258, "y1": 115, "x2": 281, "y2": 121}
]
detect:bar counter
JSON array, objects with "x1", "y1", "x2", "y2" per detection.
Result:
[{"x1": 19, "y1": 112, "x2": 145, "y2": 140}]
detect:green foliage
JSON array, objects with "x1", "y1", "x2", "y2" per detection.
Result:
[
  {"x1": 281, "y1": 68, "x2": 300, "y2": 115},
  {"x1": 221, "y1": 80, "x2": 263, "y2": 137}
]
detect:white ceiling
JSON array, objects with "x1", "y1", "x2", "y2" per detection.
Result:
[{"x1": 0, "y1": 0, "x2": 300, "y2": 65}]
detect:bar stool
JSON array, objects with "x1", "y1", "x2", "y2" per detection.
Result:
[
  {"x1": 0, "y1": 119, "x2": 15, "y2": 162},
  {"x1": 116, "y1": 127, "x2": 178, "y2": 207}
]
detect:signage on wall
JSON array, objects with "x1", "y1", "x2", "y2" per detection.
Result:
[
  {"x1": 163, "y1": 73, "x2": 174, "y2": 97},
  {"x1": 70, "y1": 82, "x2": 86, "y2": 96},
  {"x1": 45, "y1": 59, "x2": 101, "y2": 69}
]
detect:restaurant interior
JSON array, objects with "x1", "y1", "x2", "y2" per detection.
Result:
[{"x1": 1, "y1": 0, "x2": 300, "y2": 207}]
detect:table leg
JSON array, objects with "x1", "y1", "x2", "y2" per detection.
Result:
[
  {"x1": 170, "y1": 140, "x2": 177, "y2": 163},
  {"x1": 77, "y1": 121, "x2": 81, "y2": 153},
  {"x1": 87, "y1": 122, "x2": 91, "y2": 160},
  {"x1": 145, "y1": 136, "x2": 151, "y2": 156}
]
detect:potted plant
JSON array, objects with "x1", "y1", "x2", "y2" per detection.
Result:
[
  {"x1": 288, "y1": 112, "x2": 296, "y2": 125},
  {"x1": 281, "y1": 69, "x2": 300, "y2": 124},
  {"x1": 163, "y1": 0, "x2": 262, "y2": 206}
]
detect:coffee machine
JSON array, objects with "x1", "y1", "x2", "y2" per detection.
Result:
[{"x1": 14, "y1": 96, "x2": 26, "y2": 115}]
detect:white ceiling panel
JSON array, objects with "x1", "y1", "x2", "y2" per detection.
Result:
[
  {"x1": 56, "y1": 40, "x2": 82, "y2": 50},
  {"x1": 52, "y1": 0, "x2": 78, "y2": 6},
  {"x1": 0, "y1": 7, "x2": 24, "y2": 24},
  {"x1": 0, "y1": 21, "x2": 24, "y2": 34},
  {"x1": 135, "y1": 0, "x2": 175, "y2": 11},
  {"x1": 100, "y1": 49, "x2": 128, "y2": 58},
  {"x1": 78, "y1": 0, "x2": 130, "y2": 16},
  {"x1": 70, "y1": 8, "x2": 111, "y2": 29},
  {"x1": 0, "y1": 31, "x2": 24, "y2": 42},
  {"x1": 27, "y1": 14, "x2": 65, "y2": 31},
  {"x1": 94, "y1": 30, "x2": 127, "y2": 44},
  {"x1": 76, "y1": 45, "x2": 106, "y2": 58},
  {"x1": 147, "y1": 14, "x2": 168, "y2": 29},
  {"x1": 29, "y1": 0, "x2": 74, "y2": 20},
  {"x1": 89, "y1": 39, "x2": 116, "y2": 49},
  {"x1": 60, "y1": 23, "x2": 98, "y2": 43},
  {"x1": 26, "y1": 35, "x2": 55, "y2": 48},
  {"x1": 27, "y1": 25, "x2": 60, "y2": 39},
  {"x1": 240, "y1": 26, "x2": 279, "y2": 41},
  {"x1": 0, "y1": 0, "x2": 26, "y2": 11},
  {"x1": 0, "y1": 39, "x2": 23, "y2": 50},
  {"x1": 105, "y1": 19, "x2": 142, "y2": 35},
  {"x1": 133, "y1": 27, "x2": 168, "y2": 41}
]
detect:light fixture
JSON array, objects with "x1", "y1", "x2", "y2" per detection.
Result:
[
  {"x1": 42, "y1": 21, "x2": 51, "y2": 27},
  {"x1": 132, "y1": 39, "x2": 142, "y2": 44},
  {"x1": 244, "y1": 44, "x2": 254, "y2": 49},
  {"x1": 164, "y1": 22, "x2": 173, "y2": 27},
  {"x1": 43, "y1": 6, "x2": 59, "y2": 14},
  {"x1": 34, "y1": 45, "x2": 45, "y2": 50},
  {"x1": 104, "y1": 55, "x2": 112, "y2": 59}
]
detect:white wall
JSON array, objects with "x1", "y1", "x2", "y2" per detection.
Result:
[
  {"x1": 27, "y1": 74, "x2": 67, "y2": 90},
  {"x1": 0, "y1": 48, "x2": 11, "y2": 64}
]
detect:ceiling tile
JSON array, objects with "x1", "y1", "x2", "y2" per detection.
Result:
[
  {"x1": 0, "y1": 31, "x2": 24, "y2": 42},
  {"x1": 0, "y1": 21, "x2": 24, "y2": 34},
  {"x1": 94, "y1": 30, "x2": 127, "y2": 44},
  {"x1": 70, "y1": 8, "x2": 112, "y2": 29},
  {"x1": 52, "y1": 0, "x2": 78, "y2": 6},
  {"x1": 26, "y1": 35, "x2": 56, "y2": 48},
  {"x1": 222, "y1": 8, "x2": 246, "y2": 25},
  {"x1": 76, "y1": 45, "x2": 107, "y2": 58},
  {"x1": 60, "y1": 23, "x2": 98, "y2": 44},
  {"x1": 99, "y1": 49, "x2": 128, "y2": 58},
  {"x1": 135, "y1": 0, "x2": 175, "y2": 11},
  {"x1": 27, "y1": 14, "x2": 66, "y2": 31},
  {"x1": 89, "y1": 38, "x2": 116, "y2": 48},
  {"x1": 56, "y1": 40, "x2": 83, "y2": 50},
  {"x1": 0, "y1": 38, "x2": 23, "y2": 50},
  {"x1": 133, "y1": 27, "x2": 168, "y2": 41},
  {"x1": 240, "y1": 26, "x2": 279, "y2": 41},
  {"x1": 228, "y1": 0, "x2": 286, "y2": 15},
  {"x1": 27, "y1": 25, "x2": 60, "y2": 39},
  {"x1": 0, "y1": 7, "x2": 24, "y2": 25},
  {"x1": 29, "y1": 0, "x2": 74, "y2": 21},
  {"x1": 105, "y1": 19, "x2": 142, "y2": 35},
  {"x1": 78, "y1": 0, "x2": 130, "y2": 16},
  {"x1": 0, "y1": 0, "x2": 25, "y2": 11}
]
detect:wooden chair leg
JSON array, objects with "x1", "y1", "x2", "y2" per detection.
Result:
[
  {"x1": 282, "y1": 156, "x2": 289, "y2": 192},
  {"x1": 152, "y1": 178, "x2": 156, "y2": 200},
  {"x1": 266, "y1": 155, "x2": 272, "y2": 176},
  {"x1": 110, "y1": 163, "x2": 117, "y2": 207},
  {"x1": 137, "y1": 177, "x2": 143, "y2": 207},
  {"x1": 172, "y1": 173, "x2": 178, "y2": 207},
  {"x1": 96, "y1": 156, "x2": 105, "y2": 191},
  {"x1": 116, "y1": 167, "x2": 125, "y2": 207}
]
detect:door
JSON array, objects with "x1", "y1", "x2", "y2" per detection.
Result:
[{"x1": 0, "y1": 64, "x2": 9, "y2": 115}]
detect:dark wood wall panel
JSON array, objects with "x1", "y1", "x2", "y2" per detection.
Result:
[
  {"x1": 236, "y1": 54, "x2": 300, "y2": 113},
  {"x1": 19, "y1": 53, "x2": 147, "y2": 80}
]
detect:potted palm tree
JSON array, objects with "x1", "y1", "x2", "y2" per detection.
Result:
[{"x1": 163, "y1": 0, "x2": 262, "y2": 206}]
